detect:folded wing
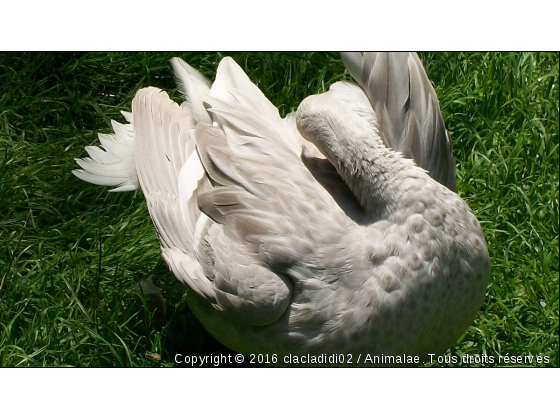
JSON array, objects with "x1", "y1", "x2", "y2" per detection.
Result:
[{"x1": 341, "y1": 52, "x2": 456, "y2": 191}]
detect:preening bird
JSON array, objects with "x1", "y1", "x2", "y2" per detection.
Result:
[{"x1": 73, "y1": 53, "x2": 489, "y2": 364}]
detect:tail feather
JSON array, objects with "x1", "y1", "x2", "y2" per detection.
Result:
[{"x1": 72, "y1": 111, "x2": 138, "y2": 192}]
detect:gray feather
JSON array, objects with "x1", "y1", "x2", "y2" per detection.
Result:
[{"x1": 341, "y1": 52, "x2": 456, "y2": 191}]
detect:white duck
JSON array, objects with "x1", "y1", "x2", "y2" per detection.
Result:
[{"x1": 73, "y1": 53, "x2": 489, "y2": 364}]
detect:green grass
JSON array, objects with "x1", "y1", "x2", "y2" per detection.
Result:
[{"x1": 0, "y1": 52, "x2": 557, "y2": 367}]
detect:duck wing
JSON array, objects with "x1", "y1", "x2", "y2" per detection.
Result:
[
  {"x1": 132, "y1": 58, "x2": 353, "y2": 327},
  {"x1": 341, "y1": 52, "x2": 456, "y2": 191}
]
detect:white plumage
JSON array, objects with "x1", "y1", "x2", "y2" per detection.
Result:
[{"x1": 73, "y1": 53, "x2": 489, "y2": 364}]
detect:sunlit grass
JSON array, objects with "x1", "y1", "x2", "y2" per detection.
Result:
[{"x1": 0, "y1": 52, "x2": 558, "y2": 366}]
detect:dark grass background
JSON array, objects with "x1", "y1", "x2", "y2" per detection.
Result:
[{"x1": 0, "y1": 52, "x2": 558, "y2": 366}]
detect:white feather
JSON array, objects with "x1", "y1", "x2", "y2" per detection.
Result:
[
  {"x1": 170, "y1": 57, "x2": 212, "y2": 124},
  {"x1": 72, "y1": 116, "x2": 138, "y2": 192}
]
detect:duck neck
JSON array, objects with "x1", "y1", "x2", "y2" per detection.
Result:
[{"x1": 296, "y1": 82, "x2": 428, "y2": 219}]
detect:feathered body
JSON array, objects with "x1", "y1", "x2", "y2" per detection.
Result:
[{"x1": 73, "y1": 53, "x2": 489, "y2": 364}]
